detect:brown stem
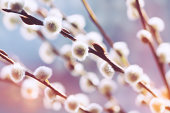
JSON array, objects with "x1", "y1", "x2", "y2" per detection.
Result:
[
  {"x1": 60, "y1": 29, "x2": 76, "y2": 41},
  {"x1": 141, "y1": 9, "x2": 163, "y2": 45},
  {"x1": 25, "y1": 71, "x2": 67, "y2": 99},
  {"x1": 81, "y1": 0, "x2": 130, "y2": 67},
  {"x1": 88, "y1": 47, "x2": 124, "y2": 73},
  {"x1": 148, "y1": 42, "x2": 170, "y2": 99},
  {"x1": 135, "y1": 0, "x2": 147, "y2": 29},
  {"x1": 0, "y1": 52, "x2": 67, "y2": 99},
  {"x1": 0, "y1": 52, "x2": 15, "y2": 64},
  {"x1": 79, "y1": 108, "x2": 91, "y2": 113},
  {"x1": 135, "y1": 0, "x2": 170, "y2": 98},
  {"x1": 148, "y1": 25, "x2": 163, "y2": 45},
  {"x1": 81, "y1": 0, "x2": 114, "y2": 47},
  {"x1": 138, "y1": 82, "x2": 157, "y2": 97}
]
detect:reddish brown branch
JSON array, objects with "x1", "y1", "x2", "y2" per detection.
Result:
[
  {"x1": 135, "y1": 0, "x2": 170, "y2": 99},
  {"x1": 135, "y1": 0, "x2": 147, "y2": 29},
  {"x1": 88, "y1": 47, "x2": 124, "y2": 73},
  {"x1": 148, "y1": 42, "x2": 170, "y2": 98},
  {"x1": 0, "y1": 52, "x2": 67, "y2": 99},
  {"x1": 138, "y1": 82, "x2": 157, "y2": 97}
]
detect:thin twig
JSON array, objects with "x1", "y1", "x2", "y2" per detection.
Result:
[
  {"x1": 88, "y1": 47, "x2": 157, "y2": 98},
  {"x1": 140, "y1": 9, "x2": 163, "y2": 45},
  {"x1": 135, "y1": 0, "x2": 147, "y2": 29},
  {"x1": 88, "y1": 47, "x2": 124, "y2": 73},
  {"x1": 81, "y1": 0, "x2": 130, "y2": 67},
  {"x1": 60, "y1": 29, "x2": 76, "y2": 41},
  {"x1": 148, "y1": 42, "x2": 170, "y2": 98},
  {"x1": 81, "y1": 0, "x2": 114, "y2": 47},
  {"x1": 138, "y1": 82, "x2": 157, "y2": 97},
  {"x1": 25, "y1": 71, "x2": 67, "y2": 99},
  {"x1": 0, "y1": 52, "x2": 67, "y2": 99}
]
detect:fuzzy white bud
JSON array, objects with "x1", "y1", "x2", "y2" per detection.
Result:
[
  {"x1": 127, "y1": 7, "x2": 139, "y2": 20},
  {"x1": 21, "y1": 79, "x2": 40, "y2": 99},
  {"x1": 64, "y1": 95, "x2": 79, "y2": 113},
  {"x1": 39, "y1": 41, "x2": 56, "y2": 64},
  {"x1": 104, "y1": 100, "x2": 121, "y2": 113},
  {"x1": 20, "y1": 24, "x2": 39, "y2": 40},
  {"x1": 60, "y1": 44, "x2": 73, "y2": 60},
  {"x1": 80, "y1": 72, "x2": 99, "y2": 93},
  {"x1": 44, "y1": 82, "x2": 65, "y2": 100},
  {"x1": 3, "y1": 13, "x2": 19, "y2": 30},
  {"x1": 8, "y1": 0, "x2": 24, "y2": 12},
  {"x1": 87, "y1": 103, "x2": 103, "y2": 113},
  {"x1": 43, "y1": 16, "x2": 62, "y2": 39},
  {"x1": 71, "y1": 63, "x2": 85, "y2": 77},
  {"x1": 148, "y1": 17, "x2": 165, "y2": 32},
  {"x1": 67, "y1": 14, "x2": 86, "y2": 29},
  {"x1": 75, "y1": 93, "x2": 90, "y2": 107},
  {"x1": 52, "y1": 101, "x2": 62, "y2": 111},
  {"x1": 135, "y1": 94, "x2": 152, "y2": 106},
  {"x1": 43, "y1": 97, "x2": 62, "y2": 111},
  {"x1": 99, "y1": 62, "x2": 115, "y2": 79},
  {"x1": 86, "y1": 32, "x2": 103, "y2": 47},
  {"x1": 99, "y1": 78, "x2": 117, "y2": 96},
  {"x1": 10, "y1": 63, "x2": 25, "y2": 83},
  {"x1": 149, "y1": 98, "x2": 165, "y2": 113},
  {"x1": 23, "y1": 0, "x2": 38, "y2": 14},
  {"x1": 72, "y1": 41, "x2": 88, "y2": 61},
  {"x1": 0, "y1": 0, "x2": 10, "y2": 9},
  {"x1": 114, "y1": 42, "x2": 130, "y2": 57},
  {"x1": 156, "y1": 43, "x2": 170, "y2": 64},
  {"x1": 48, "y1": 8, "x2": 63, "y2": 19},
  {"x1": 0, "y1": 65, "x2": 12, "y2": 80},
  {"x1": 124, "y1": 65, "x2": 143, "y2": 85},
  {"x1": 34, "y1": 66, "x2": 52, "y2": 81},
  {"x1": 137, "y1": 30, "x2": 153, "y2": 43}
]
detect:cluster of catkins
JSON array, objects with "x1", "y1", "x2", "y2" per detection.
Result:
[{"x1": 0, "y1": 0, "x2": 170, "y2": 113}]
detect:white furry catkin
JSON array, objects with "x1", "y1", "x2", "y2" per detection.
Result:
[
  {"x1": 33, "y1": 66, "x2": 52, "y2": 81},
  {"x1": 9, "y1": 63, "x2": 25, "y2": 83},
  {"x1": 72, "y1": 41, "x2": 88, "y2": 61}
]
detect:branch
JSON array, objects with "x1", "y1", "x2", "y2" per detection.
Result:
[
  {"x1": 0, "y1": 52, "x2": 67, "y2": 99},
  {"x1": 88, "y1": 47, "x2": 124, "y2": 73},
  {"x1": 148, "y1": 42, "x2": 170, "y2": 98},
  {"x1": 135, "y1": 0, "x2": 147, "y2": 29},
  {"x1": 135, "y1": 0, "x2": 170, "y2": 99},
  {"x1": 2, "y1": 9, "x2": 43, "y2": 25},
  {"x1": 81, "y1": 0, "x2": 114, "y2": 47}
]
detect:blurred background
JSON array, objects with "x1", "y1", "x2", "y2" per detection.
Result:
[{"x1": 0, "y1": 0, "x2": 170, "y2": 113}]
